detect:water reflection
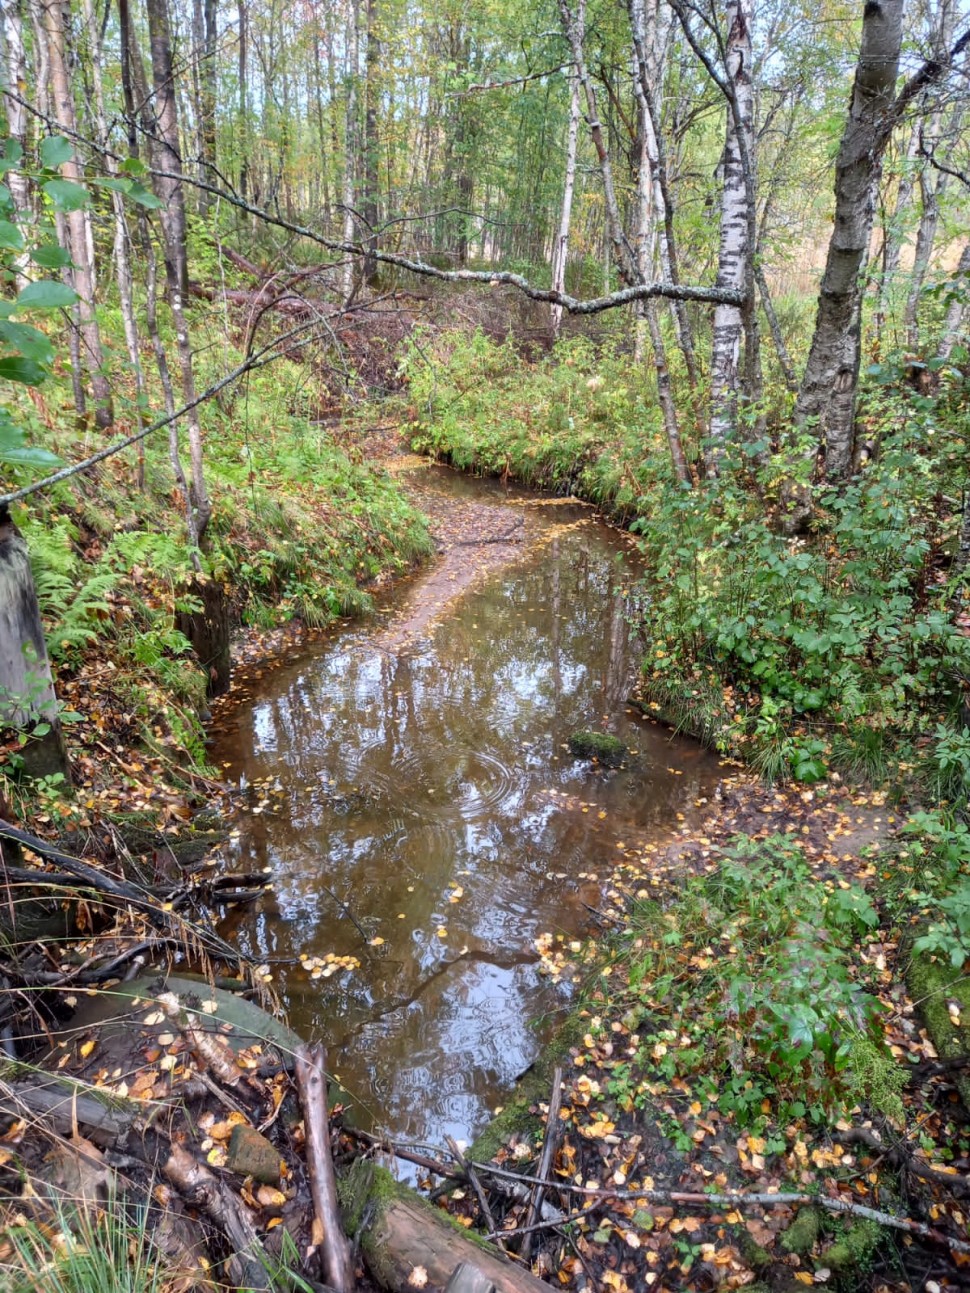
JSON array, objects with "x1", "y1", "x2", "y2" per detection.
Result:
[{"x1": 212, "y1": 471, "x2": 720, "y2": 1156}]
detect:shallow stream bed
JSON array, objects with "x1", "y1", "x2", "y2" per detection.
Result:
[{"x1": 210, "y1": 465, "x2": 721, "y2": 1157}]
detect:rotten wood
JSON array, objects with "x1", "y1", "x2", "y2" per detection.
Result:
[
  {"x1": 342, "y1": 1159, "x2": 555, "y2": 1293},
  {"x1": 295, "y1": 1043, "x2": 355, "y2": 1293},
  {"x1": 519, "y1": 1065, "x2": 562, "y2": 1263},
  {"x1": 163, "y1": 1143, "x2": 270, "y2": 1290}
]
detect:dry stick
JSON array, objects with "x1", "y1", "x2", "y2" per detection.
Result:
[
  {"x1": 446, "y1": 1133, "x2": 508, "y2": 1254},
  {"x1": 520, "y1": 1065, "x2": 563, "y2": 1264},
  {"x1": 0, "y1": 820, "x2": 242, "y2": 965},
  {"x1": 295, "y1": 1044, "x2": 355, "y2": 1293},
  {"x1": 466, "y1": 1161, "x2": 970, "y2": 1258}
]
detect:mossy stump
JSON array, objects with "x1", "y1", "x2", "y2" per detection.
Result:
[
  {"x1": 568, "y1": 730, "x2": 627, "y2": 767},
  {"x1": 338, "y1": 1159, "x2": 549, "y2": 1293}
]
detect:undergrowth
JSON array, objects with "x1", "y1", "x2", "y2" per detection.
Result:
[
  {"x1": 592, "y1": 835, "x2": 904, "y2": 1128},
  {"x1": 405, "y1": 328, "x2": 970, "y2": 792},
  {"x1": 2, "y1": 302, "x2": 431, "y2": 792}
]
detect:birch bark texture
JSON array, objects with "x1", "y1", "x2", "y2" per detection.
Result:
[
  {"x1": 794, "y1": 0, "x2": 904, "y2": 480},
  {"x1": 549, "y1": 0, "x2": 584, "y2": 338},
  {"x1": 34, "y1": 0, "x2": 113, "y2": 428},
  {"x1": 708, "y1": 0, "x2": 754, "y2": 451}
]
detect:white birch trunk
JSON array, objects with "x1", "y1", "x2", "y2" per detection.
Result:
[
  {"x1": 1, "y1": 0, "x2": 31, "y2": 290},
  {"x1": 708, "y1": 0, "x2": 754, "y2": 451},
  {"x1": 903, "y1": 99, "x2": 964, "y2": 347},
  {"x1": 33, "y1": 0, "x2": 113, "y2": 428},
  {"x1": 550, "y1": 23, "x2": 583, "y2": 339}
]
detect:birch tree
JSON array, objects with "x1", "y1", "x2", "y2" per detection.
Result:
[
  {"x1": 34, "y1": 0, "x2": 113, "y2": 428},
  {"x1": 708, "y1": 0, "x2": 755, "y2": 451},
  {"x1": 549, "y1": 0, "x2": 584, "y2": 339},
  {"x1": 795, "y1": 0, "x2": 968, "y2": 479}
]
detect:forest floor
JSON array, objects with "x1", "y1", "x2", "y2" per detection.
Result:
[
  {"x1": 217, "y1": 420, "x2": 970, "y2": 1293},
  {"x1": 1, "y1": 413, "x2": 968, "y2": 1293}
]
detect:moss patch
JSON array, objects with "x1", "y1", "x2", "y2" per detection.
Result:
[
  {"x1": 905, "y1": 946, "x2": 970, "y2": 1109},
  {"x1": 567, "y1": 730, "x2": 627, "y2": 767}
]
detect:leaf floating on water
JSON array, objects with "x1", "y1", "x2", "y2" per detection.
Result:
[
  {"x1": 369, "y1": 936, "x2": 385, "y2": 947},
  {"x1": 408, "y1": 1266, "x2": 428, "y2": 1288}
]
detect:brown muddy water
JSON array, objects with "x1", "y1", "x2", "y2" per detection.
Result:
[{"x1": 210, "y1": 466, "x2": 721, "y2": 1161}]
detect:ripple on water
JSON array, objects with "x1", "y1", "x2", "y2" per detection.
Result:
[{"x1": 212, "y1": 476, "x2": 725, "y2": 1158}]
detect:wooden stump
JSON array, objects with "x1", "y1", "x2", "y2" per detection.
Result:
[
  {"x1": 177, "y1": 576, "x2": 231, "y2": 696},
  {"x1": 340, "y1": 1160, "x2": 552, "y2": 1293},
  {"x1": 0, "y1": 512, "x2": 70, "y2": 781}
]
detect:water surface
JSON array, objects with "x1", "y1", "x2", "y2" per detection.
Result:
[{"x1": 211, "y1": 468, "x2": 720, "y2": 1154}]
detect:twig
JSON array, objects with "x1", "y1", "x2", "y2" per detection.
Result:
[
  {"x1": 295, "y1": 1044, "x2": 355, "y2": 1293},
  {"x1": 840, "y1": 1126, "x2": 970, "y2": 1198},
  {"x1": 465, "y1": 1161, "x2": 970, "y2": 1256},
  {"x1": 520, "y1": 1066, "x2": 563, "y2": 1263},
  {"x1": 446, "y1": 1133, "x2": 507, "y2": 1253}
]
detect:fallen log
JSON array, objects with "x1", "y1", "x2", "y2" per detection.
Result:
[
  {"x1": 295, "y1": 1043, "x2": 355, "y2": 1292},
  {"x1": 0, "y1": 1071, "x2": 142, "y2": 1143},
  {"x1": 339, "y1": 1159, "x2": 553, "y2": 1293}
]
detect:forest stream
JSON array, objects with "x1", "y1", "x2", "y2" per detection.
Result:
[{"x1": 209, "y1": 463, "x2": 723, "y2": 1165}]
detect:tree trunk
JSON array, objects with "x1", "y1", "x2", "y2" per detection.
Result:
[
  {"x1": 550, "y1": 44, "x2": 582, "y2": 338},
  {"x1": 794, "y1": 0, "x2": 905, "y2": 480},
  {"x1": 342, "y1": 0, "x2": 360, "y2": 297},
  {"x1": 708, "y1": 0, "x2": 754, "y2": 452},
  {"x1": 557, "y1": 0, "x2": 637, "y2": 284},
  {"x1": 628, "y1": 0, "x2": 699, "y2": 390},
  {"x1": 145, "y1": 0, "x2": 189, "y2": 297},
  {"x1": 144, "y1": 0, "x2": 211, "y2": 545},
  {"x1": 1, "y1": 0, "x2": 32, "y2": 291},
  {"x1": 81, "y1": 0, "x2": 147, "y2": 485},
  {"x1": 238, "y1": 0, "x2": 249, "y2": 200},
  {"x1": 0, "y1": 512, "x2": 70, "y2": 781},
  {"x1": 903, "y1": 98, "x2": 964, "y2": 351},
  {"x1": 630, "y1": 0, "x2": 688, "y2": 484},
  {"x1": 937, "y1": 239, "x2": 970, "y2": 360},
  {"x1": 361, "y1": 0, "x2": 380, "y2": 284},
  {"x1": 34, "y1": 0, "x2": 113, "y2": 429}
]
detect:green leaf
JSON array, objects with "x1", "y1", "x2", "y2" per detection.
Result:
[
  {"x1": 0, "y1": 220, "x2": 23, "y2": 251},
  {"x1": 29, "y1": 243, "x2": 72, "y2": 269},
  {"x1": 2, "y1": 139, "x2": 23, "y2": 165},
  {"x1": 40, "y1": 135, "x2": 73, "y2": 169},
  {"x1": 98, "y1": 176, "x2": 164, "y2": 208},
  {"x1": 0, "y1": 320, "x2": 54, "y2": 363},
  {"x1": 42, "y1": 178, "x2": 88, "y2": 212},
  {"x1": 15, "y1": 280, "x2": 78, "y2": 310},
  {"x1": 119, "y1": 157, "x2": 147, "y2": 177},
  {"x1": 0, "y1": 415, "x2": 61, "y2": 467},
  {"x1": 0, "y1": 356, "x2": 46, "y2": 385}
]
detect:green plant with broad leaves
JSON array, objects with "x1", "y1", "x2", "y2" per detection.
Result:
[
  {"x1": 0, "y1": 135, "x2": 161, "y2": 475},
  {"x1": 599, "y1": 835, "x2": 899, "y2": 1125}
]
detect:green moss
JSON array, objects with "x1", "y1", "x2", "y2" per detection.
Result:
[
  {"x1": 780, "y1": 1207, "x2": 819, "y2": 1256},
  {"x1": 819, "y1": 1218, "x2": 882, "y2": 1273},
  {"x1": 905, "y1": 945, "x2": 970, "y2": 1109},
  {"x1": 337, "y1": 1159, "x2": 495, "y2": 1288},
  {"x1": 568, "y1": 730, "x2": 627, "y2": 767}
]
